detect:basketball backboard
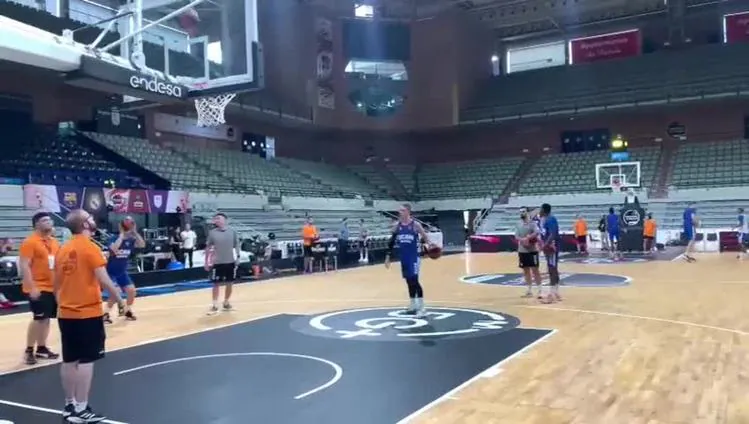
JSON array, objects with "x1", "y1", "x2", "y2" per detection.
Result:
[
  {"x1": 595, "y1": 161, "x2": 641, "y2": 190},
  {"x1": 115, "y1": 0, "x2": 261, "y2": 99}
]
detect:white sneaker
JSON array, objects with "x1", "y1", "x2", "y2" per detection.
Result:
[
  {"x1": 415, "y1": 308, "x2": 427, "y2": 318},
  {"x1": 207, "y1": 305, "x2": 219, "y2": 316}
]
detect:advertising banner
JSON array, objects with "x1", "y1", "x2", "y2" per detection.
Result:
[
  {"x1": 315, "y1": 17, "x2": 335, "y2": 109},
  {"x1": 569, "y1": 29, "x2": 641, "y2": 64},
  {"x1": 23, "y1": 185, "x2": 190, "y2": 215},
  {"x1": 724, "y1": 12, "x2": 749, "y2": 43},
  {"x1": 507, "y1": 41, "x2": 567, "y2": 73}
]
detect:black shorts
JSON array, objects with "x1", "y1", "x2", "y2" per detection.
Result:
[
  {"x1": 643, "y1": 235, "x2": 654, "y2": 241},
  {"x1": 59, "y1": 317, "x2": 106, "y2": 364},
  {"x1": 29, "y1": 291, "x2": 57, "y2": 320},
  {"x1": 303, "y1": 245, "x2": 313, "y2": 257},
  {"x1": 518, "y1": 251, "x2": 540, "y2": 269},
  {"x1": 576, "y1": 236, "x2": 587, "y2": 244},
  {"x1": 212, "y1": 263, "x2": 236, "y2": 283}
]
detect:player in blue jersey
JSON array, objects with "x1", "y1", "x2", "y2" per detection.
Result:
[
  {"x1": 104, "y1": 217, "x2": 145, "y2": 323},
  {"x1": 539, "y1": 203, "x2": 562, "y2": 304},
  {"x1": 606, "y1": 207, "x2": 622, "y2": 260},
  {"x1": 682, "y1": 203, "x2": 698, "y2": 262},
  {"x1": 385, "y1": 204, "x2": 435, "y2": 317},
  {"x1": 735, "y1": 208, "x2": 749, "y2": 260}
]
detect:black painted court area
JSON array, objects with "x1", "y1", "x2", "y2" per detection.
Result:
[{"x1": 0, "y1": 313, "x2": 550, "y2": 424}]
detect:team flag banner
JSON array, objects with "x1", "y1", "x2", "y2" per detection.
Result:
[
  {"x1": 569, "y1": 29, "x2": 641, "y2": 64},
  {"x1": 724, "y1": 12, "x2": 749, "y2": 43},
  {"x1": 23, "y1": 185, "x2": 190, "y2": 215}
]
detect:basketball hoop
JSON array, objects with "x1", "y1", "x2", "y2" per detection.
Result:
[
  {"x1": 194, "y1": 89, "x2": 236, "y2": 127},
  {"x1": 611, "y1": 176, "x2": 622, "y2": 194}
]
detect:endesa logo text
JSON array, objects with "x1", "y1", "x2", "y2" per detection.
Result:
[{"x1": 128, "y1": 75, "x2": 185, "y2": 99}]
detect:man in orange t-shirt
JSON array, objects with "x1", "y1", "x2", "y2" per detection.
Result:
[
  {"x1": 573, "y1": 214, "x2": 588, "y2": 254},
  {"x1": 19, "y1": 212, "x2": 60, "y2": 365},
  {"x1": 643, "y1": 213, "x2": 657, "y2": 254},
  {"x1": 54, "y1": 209, "x2": 123, "y2": 422},
  {"x1": 302, "y1": 217, "x2": 319, "y2": 273}
]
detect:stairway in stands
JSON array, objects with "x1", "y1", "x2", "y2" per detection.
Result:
[
  {"x1": 499, "y1": 156, "x2": 538, "y2": 201},
  {"x1": 651, "y1": 144, "x2": 677, "y2": 198}
]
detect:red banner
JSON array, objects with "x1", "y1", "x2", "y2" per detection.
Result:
[
  {"x1": 569, "y1": 30, "x2": 641, "y2": 64},
  {"x1": 724, "y1": 12, "x2": 749, "y2": 43}
]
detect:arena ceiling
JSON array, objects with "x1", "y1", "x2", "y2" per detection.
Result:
[{"x1": 306, "y1": 0, "x2": 721, "y2": 39}]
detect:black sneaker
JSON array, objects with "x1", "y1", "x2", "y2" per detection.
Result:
[
  {"x1": 67, "y1": 406, "x2": 106, "y2": 423},
  {"x1": 24, "y1": 350, "x2": 37, "y2": 365},
  {"x1": 35, "y1": 347, "x2": 59, "y2": 360},
  {"x1": 62, "y1": 403, "x2": 75, "y2": 418},
  {"x1": 124, "y1": 310, "x2": 137, "y2": 321},
  {"x1": 103, "y1": 313, "x2": 113, "y2": 324}
]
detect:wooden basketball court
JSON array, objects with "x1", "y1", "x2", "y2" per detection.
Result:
[{"x1": 1, "y1": 252, "x2": 747, "y2": 423}]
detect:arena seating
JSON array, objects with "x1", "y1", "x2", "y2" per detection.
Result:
[
  {"x1": 214, "y1": 207, "x2": 392, "y2": 240},
  {"x1": 0, "y1": 206, "x2": 34, "y2": 249},
  {"x1": 517, "y1": 147, "x2": 660, "y2": 195},
  {"x1": 386, "y1": 164, "x2": 418, "y2": 196},
  {"x1": 84, "y1": 133, "x2": 236, "y2": 192},
  {"x1": 275, "y1": 158, "x2": 387, "y2": 198},
  {"x1": 171, "y1": 146, "x2": 344, "y2": 197},
  {"x1": 463, "y1": 43, "x2": 749, "y2": 121},
  {"x1": 671, "y1": 140, "x2": 749, "y2": 188},
  {"x1": 418, "y1": 158, "x2": 524, "y2": 199},
  {"x1": 347, "y1": 165, "x2": 401, "y2": 198},
  {"x1": 0, "y1": 128, "x2": 139, "y2": 188},
  {"x1": 661, "y1": 200, "x2": 744, "y2": 229}
]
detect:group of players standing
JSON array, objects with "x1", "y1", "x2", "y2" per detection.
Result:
[
  {"x1": 16, "y1": 210, "x2": 241, "y2": 423},
  {"x1": 514, "y1": 203, "x2": 563, "y2": 304}
]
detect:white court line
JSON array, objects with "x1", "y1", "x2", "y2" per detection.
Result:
[
  {"x1": 0, "y1": 313, "x2": 283, "y2": 378},
  {"x1": 395, "y1": 329, "x2": 557, "y2": 424},
  {"x1": 0, "y1": 399, "x2": 128, "y2": 424},
  {"x1": 517, "y1": 305, "x2": 749, "y2": 336},
  {"x1": 113, "y1": 352, "x2": 343, "y2": 400}
]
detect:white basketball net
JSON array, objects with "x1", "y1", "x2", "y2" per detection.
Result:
[{"x1": 194, "y1": 93, "x2": 236, "y2": 127}]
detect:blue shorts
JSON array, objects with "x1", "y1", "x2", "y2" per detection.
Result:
[
  {"x1": 608, "y1": 232, "x2": 619, "y2": 242},
  {"x1": 400, "y1": 257, "x2": 420, "y2": 279},
  {"x1": 683, "y1": 229, "x2": 694, "y2": 241},
  {"x1": 109, "y1": 272, "x2": 133, "y2": 288}
]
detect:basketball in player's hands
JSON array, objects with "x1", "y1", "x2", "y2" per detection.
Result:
[
  {"x1": 426, "y1": 245, "x2": 442, "y2": 260},
  {"x1": 121, "y1": 217, "x2": 135, "y2": 232}
]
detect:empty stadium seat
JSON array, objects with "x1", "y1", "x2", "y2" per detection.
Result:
[
  {"x1": 418, "y1": 158, "x2": 524, "y2": 199},
  {"x1": 84, "y1": 133, "x2": 235, "y2": 191},
  {"x1": 463, "y1": 43, "x2": 749, "y2": 121},
  {"x1": 672, "y1": 140, "x2": 749, "y2": 188},
  {"x1": 517, "y1": 147, "x2": 660, "y2": 195}
]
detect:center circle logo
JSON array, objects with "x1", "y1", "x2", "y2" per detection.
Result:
[
  {"x1": 291, "y1": 307, "x2": 521, "y2": 342},
  {"x1": 460, "y1": 273, "x2": 631, "y2": 287}
]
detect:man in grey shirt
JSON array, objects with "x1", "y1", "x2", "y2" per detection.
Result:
[
  {"x1": 205, "y1": 213, "x2": 241, "y2": 315},
  {"x1": 516, "y1": 210, "x2": 543, "y2": 299}
]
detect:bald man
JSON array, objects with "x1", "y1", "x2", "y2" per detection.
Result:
[{"x1": 54, "y1": 209, "x2": 123, "y2": 422}]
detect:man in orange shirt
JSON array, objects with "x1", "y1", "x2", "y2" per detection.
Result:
[
  {"x1": 302, "y1": 217, "x2": 319, "y2": 273},
  {"x1": 643, "y1": 213, "x2": 657, "y2": 254},
  {"x1": 54, "y1": 209, "x2": 123, "y2": 423},
  {"x1": 573, "y1": 214, "x2": 588, "y2": 254},
  {"x1": 19, "y1": 212, "x2": 60, "y2": 365}
]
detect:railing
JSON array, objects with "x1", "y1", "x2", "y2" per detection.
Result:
[{"x1": 473, "y1": 204, "x2": 493, "y2": 232}]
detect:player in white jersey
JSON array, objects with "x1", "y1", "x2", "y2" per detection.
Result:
[{"x1": 735, "y1": 208, "x2": 749, "y2": 259}]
